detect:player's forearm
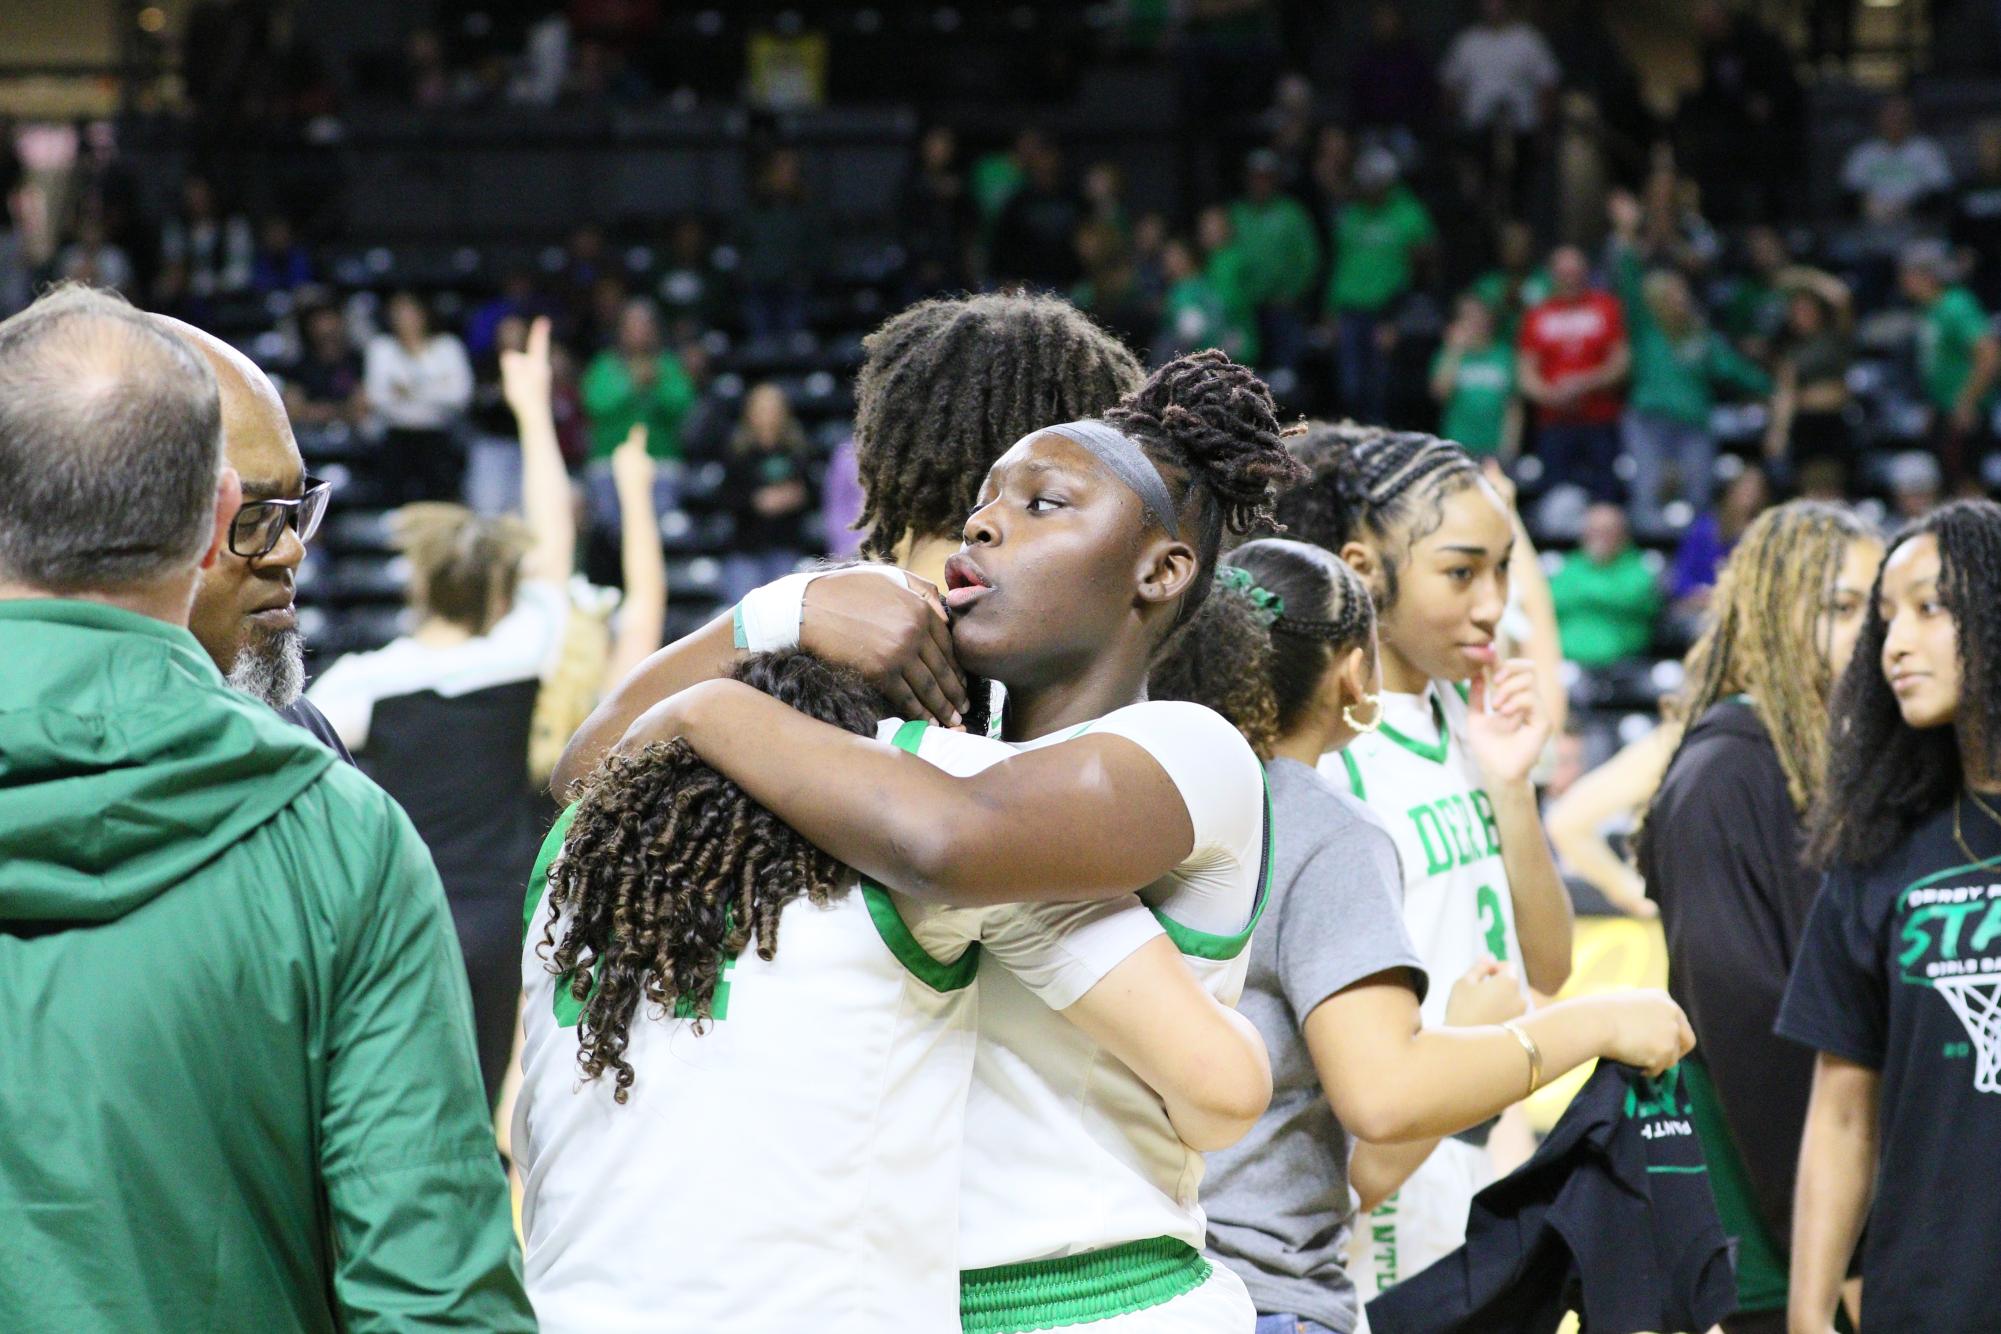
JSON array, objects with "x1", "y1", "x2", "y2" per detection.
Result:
[
  {"x1": 1505, "y1": 514, "x2": 1567, "y2": 735},
  {"x1": 552, "y1": 611, "x2": 741, "y2": 797},
  {"x1": 1789, "y1": 1060, "x2": 1879, "y2": 1334},
  {"x1": 1492, "y1": 779, "x2": 1574, "y2": 992},
  {"x1": 1342, "y1": 1002, "x2": 1609, "y2": 1143},
  {"x1": 1544, "y1": 760, "x2": 1650, "y2": 914},
  {"x1": 513, "y1": 395, "x2": 575, "y2": 586},
  {"x1": 655, "y1": 682, "x2": 1184, "y2": 907},
  {"x1": 1160, "y1": 1006, "x2": 1273, "y2": 1152},
  {"x1": 1544, "y1": 811, "x2": 1648, "y2": 913},
  {"x1": 1350, "y1": 1137, "x2": 1439, "y2": 1211},
  {"x1": 609, "y1": 477, "x2": 667, "y2": 683}
]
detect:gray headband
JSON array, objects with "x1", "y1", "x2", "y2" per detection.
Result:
[{"x1": 1032, "y1": 419, "x2": 1182, "y2": 537}]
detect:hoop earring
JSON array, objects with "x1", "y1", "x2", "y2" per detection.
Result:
[{"x1": 1343, "y1": 694, "x2": 1383, "y2": 734}]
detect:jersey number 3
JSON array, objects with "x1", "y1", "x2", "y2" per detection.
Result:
[{"x1": 1475, "y1": 884, "x2": 1510, "y2": 963}]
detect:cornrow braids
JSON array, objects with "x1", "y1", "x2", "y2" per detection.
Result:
[
  {"x1": 1102, "y1": 349, "x2": 1309, "y2": 631},
  {"x1": 1152, "y1": 537, "x2": 1376, "y2": 756},
  {"x1": 852, "y1": 293, "x2": 1143, "y2": 560},
  {"x1": 1663, "y1": 501, "x2": 1875, "y2": 817},
  {"x1": 538, "y1": 650, "x2": 886, "y2": 1102},
  {"x1": 1807, "y1": 499, "x2": 2001, "y2": 870},
  {"x1": 1272, "y1": 420, "x2": 1484, "y2": 613}
]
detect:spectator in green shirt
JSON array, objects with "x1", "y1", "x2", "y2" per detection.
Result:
[
  {"x1": 581, "y1": 297, "x2": 694, "y2": 546},
  {"x1": 1327, "y1": 146, "x2": 1436, "y2": 422},
  {"x1": 1550, "y1": 503, "x2": 1662, "y2": 667},
  {"x1": 581, "y1": 297, "x2": 695, "y2": 462},
  {"x1": 1229, "y1": 149, "x2": 1321, "y2": 369},
  {"x1": 1610, "y1": 192, "x2": 1770, "y2": 529},
  {"x1": 1467, "y1": 218, "x2": 1551, "y2": 346},
  {"x1": 1430, "y1": 293, "x2": 1519, "y2": 457},
  {"x1": 1900, "y1": 239, "x2": 2001, "y2": 490},
  {"x1": 1157, "y1": 233, "x2": 1258, "y2": 365}
]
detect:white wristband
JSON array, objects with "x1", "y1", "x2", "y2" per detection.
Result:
[
  {"x1": 733, "y1": 571, "x2": 821, "y2": 651},
  {"x1": 733, "y1": 565, "x2": 913, "y2": 652}
]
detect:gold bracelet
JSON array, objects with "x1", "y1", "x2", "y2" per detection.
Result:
[{"x1": 1502, "y1": 1019, "x2": 1544, "y2": 1097}]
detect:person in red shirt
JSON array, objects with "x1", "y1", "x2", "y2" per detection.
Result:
[{"x1": 1518, "y1": 246, "x2": 1630, "y2": 503}]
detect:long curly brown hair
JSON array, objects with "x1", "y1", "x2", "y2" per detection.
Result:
[{"x1": 538, "y1": 650, "x2": 887, "y2": 1102}]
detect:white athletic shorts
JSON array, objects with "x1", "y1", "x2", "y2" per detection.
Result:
[
  {"x1": 1084, "y1": 1262, "x2": 1255, "y2": 1333},
  {"x1": 1351, "y1": 1137, "x2": 1492, "y2": 1305}
]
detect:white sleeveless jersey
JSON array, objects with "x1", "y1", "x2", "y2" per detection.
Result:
[
  {"x1": 1320, "y1": 683, "x2": 1522, "y2": 1027},
  {"x1": 514, "y1": 718, "x2": 1161, "y2": 1334},
  {"x1": 956, "y1": 700, "x2": 1271, "y2": 1269}
]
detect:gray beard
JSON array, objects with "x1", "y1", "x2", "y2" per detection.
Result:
[{"x1": 228, "y1": 626, "x2": 306, "y2": 710}]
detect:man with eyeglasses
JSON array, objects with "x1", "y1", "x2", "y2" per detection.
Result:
[
  {"x1": 0, "y1": 285, "x2": 532, "y2": 1329},
  {"x1": 157, "y1": 316, "x2": 350, "y2": 760}
]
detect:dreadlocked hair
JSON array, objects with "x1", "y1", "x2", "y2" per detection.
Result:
[
  {"x1": 1102, "y1": 349, "x2": 1308, "y2": 631},
  {"x1": 1271, "y1": 420, "x2": 1484, "y2": 612},
  {"x1": 1806, "y1": 499, "x2": 2001, "y2": 870},
  {"x1": 1657, "y1": 501, "x2": 1876, "y2": 818},
  {"x1": 538, "y1": 650, "x2": 887, "y2": 1103},
  {"x1": 1151, "y1": 538, "x2": 1376, "y2": 759},
  {"x1": 853, "y1": 292, "x2": 1143, "y2": 560}
]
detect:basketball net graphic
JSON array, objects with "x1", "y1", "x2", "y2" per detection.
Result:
[{"x1": 1935, "y1": 974, "x2": 2001, "y2": 1095}]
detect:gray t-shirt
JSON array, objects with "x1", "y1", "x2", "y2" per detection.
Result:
[{"x1": 1203, "y1": 758, "x2": 1427, "y2": 1330}]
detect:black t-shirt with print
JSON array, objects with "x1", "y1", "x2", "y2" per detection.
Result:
[{"x1": 1777, "y1": 795, "x2": 2001, "y2": 1334}]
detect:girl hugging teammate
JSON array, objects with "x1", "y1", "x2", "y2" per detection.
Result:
[{"x1": 517, "y1": 347, "x2": 1305, "y2": 1332}]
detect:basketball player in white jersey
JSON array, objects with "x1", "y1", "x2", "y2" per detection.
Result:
[
  {"x1": 624, "y1": 353, "x2": 1307, "y2": 1329},
  {"x1": 516, "y1": 642, "x2": 1272, "y2": 1332},
  {"x1": 1272, "y1": 421, "x2": 1576, "y2": 1300}
]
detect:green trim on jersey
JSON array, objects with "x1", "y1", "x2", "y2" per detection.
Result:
[
  {"x1": 1452, "y1": 680, "x2": 1471, "y2": 703},
  {"x1": 1339, "y1": 749, "x2": 1367, "y2": 800},
  {"x1": 524, "y1": 802, "x2": 581, "y2": 941},
  {"x1": 959, "y1": 1236, "x2": 1213, "y2": 1332},
  {"x1": 1380, "y1": 691, "x2": 1451, "y2": 765},
  {"x1": 1151, "y1": 770, "x2": 1275, "y2": 961},
  {"x1": 731, "y1": 602, "x2": 748, "y2": 649},
  {"x1": 860, "y1": 718, "x2": 982, "y2": 992},
  {"x1": 860, "y1": 887, "x2": 979, "y2": 992}
]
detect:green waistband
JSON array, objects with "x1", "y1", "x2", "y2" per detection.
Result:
[{"x1": 960, "y1": 1236, "x2": 1212, "y2": 1332}]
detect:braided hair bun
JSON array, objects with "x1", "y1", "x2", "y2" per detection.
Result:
[
  {"x1": 1102, "y1": 350, "x2": 1308, "y2": 628},
  {"x1": 1105, "y1": 348, "x2": 1304, "y2": 536}
]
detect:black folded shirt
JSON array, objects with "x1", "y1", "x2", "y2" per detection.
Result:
[{"x1": 1368, "y1": 1060, "x2": 1737, "y2": 1334}]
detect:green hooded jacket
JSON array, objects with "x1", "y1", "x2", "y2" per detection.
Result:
[{"x1": 0, "y1": 600, "x2": 532, "y2": 1333}]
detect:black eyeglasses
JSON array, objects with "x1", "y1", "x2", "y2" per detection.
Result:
[{"x1": 230, "y1": 477, "x2": 332, "y2": 559}]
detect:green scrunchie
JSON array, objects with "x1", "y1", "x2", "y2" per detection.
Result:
[{"x1": 1216, "y1": 565, "x2": 1284, "y2": 626}]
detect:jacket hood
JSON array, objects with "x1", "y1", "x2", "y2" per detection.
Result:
[{"x1": 0, "y1": 599, "x2": 332, "y2": 923}]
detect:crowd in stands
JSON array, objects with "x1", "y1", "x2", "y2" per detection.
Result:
[{"x1": 4, "y1": 0, "x2": 2001, "y2": 770}]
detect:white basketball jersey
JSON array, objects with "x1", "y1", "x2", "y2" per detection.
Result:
[
  {"x1": 956, "y1": 700, "x2": 1271, "y2": 1269},
  {"x1": 514, "y1": 716, "x2": 1175, "y2": 1333},
  {"x1": 514, "y1": 721, "x2": 984, "y2": 1334},
  {"x1": 1320, "y1": 682, "x2": 1521, "y2": 1028}
]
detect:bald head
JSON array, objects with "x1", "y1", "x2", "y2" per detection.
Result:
[
  {"x1": 161, "y1": 314, "x2": 314, "y2": 708},
  {"x1": 154, "y1": 314, "x2": 302, "y2": 498},
  {"x1": 0, "y1": 285, "x2": 223, "y2": 592}
]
